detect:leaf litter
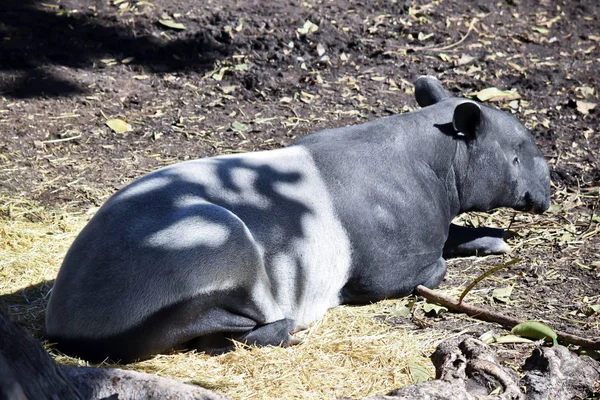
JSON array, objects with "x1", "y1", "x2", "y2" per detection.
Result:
[{"x1": 0, "y1": 0, "x2": 599, "y2": 398}]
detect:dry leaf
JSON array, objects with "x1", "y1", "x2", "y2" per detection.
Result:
[
  {"x1": 576, "y1": 101, "x2": 596, "y2": 115},
  {"x1": 316, "y1": 43, "x2": 326, "y2": 56},
  {"x1": 492, "y1": 286, "x2": 513, "y2": 303},
  {"x1": 457, "y1": 54, "x2": 475, "y2": 66},
  {"x1": 297, "y1": 20, "x2": 318, "y2": 35},
  {"x1": 472, "y1": 87, "x2": 521, "y2": 102},
  {"x1": 158, "y1": 19, "x2": 186, "y2": 30},
  {"x1": 106, "y1": 119, "x2": 132, "y2": 134}
]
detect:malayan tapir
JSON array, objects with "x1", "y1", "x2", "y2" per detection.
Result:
[{"x1": 45, "y1": 76, "x2": 550, "y2": 363}]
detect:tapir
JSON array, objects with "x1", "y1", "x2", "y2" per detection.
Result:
[{"x1": 45, "y1": 76, "x2": 550, "y2": 363}]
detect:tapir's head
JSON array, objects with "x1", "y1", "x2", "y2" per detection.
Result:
[{"x1": 415, "y1": 76, "x2": 551, "y2": 214}]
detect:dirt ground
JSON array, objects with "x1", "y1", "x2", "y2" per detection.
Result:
[{"x1": 1, "y1": 0, "x2": 599, "y2": 394}]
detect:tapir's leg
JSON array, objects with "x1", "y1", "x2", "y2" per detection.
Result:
[
  {"x1": 419, "y1": 257, "x2": 448, "y2": 289},
  {"x1": 234, "y1": 318, "x2": 299, "y2": 347},
  {"x1": 189, "y1": 318, "x2": 298, "y2": 355},
  {"x1": 443, "y1": 224, "x2": 511, "y2": 258},
  {"x1": 49, "y1": 204, "x2": 293, "y2": 363}
]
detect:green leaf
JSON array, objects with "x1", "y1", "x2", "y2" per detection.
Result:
[
  {"x1": 297, "y1": 20, "x2": 319, "y2": 35},
  {"x1": 511, "y1": 321, "x2": 558, "y2": 345},
  {"x1": 492, "y1": 286, "x2": 513, "y2": 303},
  {"x1": 158, "y1": 19, "x2": 186, "y2": 30},
  {"x1": 423, "y1": 302, "x2": 448, "y2": 316},
  {"x1": 533, "y1": 26, "x2": 549, "y2": 34},
  {"x1": 105, "y1": 118, "x2": 132, "y2": 134},
  {"x1": 408, "y1": 362, "x2": 432, "y2": 383}
]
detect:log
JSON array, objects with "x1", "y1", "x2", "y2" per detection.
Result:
[
  {"x1": 362, "y1": 336, "x2": 599, "y2": 400},
  {"x1": 0, "y1": 308, "x2": 226, "y2": 400}
]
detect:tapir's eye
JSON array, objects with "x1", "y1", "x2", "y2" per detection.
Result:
[{"x1": 513, "y1": 156, "x2": 520, "y2": 165}]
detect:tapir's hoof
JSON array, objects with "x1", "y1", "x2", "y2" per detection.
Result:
[
  {"x1": 291, "y1": 324, "x2": 309, "y2": 334},
  {"x1": 284, "y1": 336, "x2": 303, "y2": 347}
]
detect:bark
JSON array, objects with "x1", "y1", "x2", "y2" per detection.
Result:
[
  {"x1": 362, "y1": 336, "x2": 599, "y2": 400},
  {"x1": 0, "y1": 308, "x2": 226, "y2": 400}
]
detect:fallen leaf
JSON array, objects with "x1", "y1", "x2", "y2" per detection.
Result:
[
  {"x1": 438, "y1": 53, "x2": 451, "y2": 62},
  {"x1": 512, "y1": 321, "x2": 558, "y2": 345},
  {"x1": 423, "y1": 302, "x2": 447, "y2": 316},
  {"x1": 577, "y1": 86, "x2": 595, "y2": 98},
  {"x1": 391, "y1": 300, "x2": 413, "y2": 317},
  {"x1": 472, "y1": 87, "x2": 521, "y2": 102},
  {"x1": 457, "y1": 54, "x2": 475, "y2": 65},
  {"x1": 231, "y1": 121, "x2": 248, "y2": 133},
  {"x1": 417, "y1": 32, "x2": 433, "y2": 41},
  {"x1": 492, "y1": 286, "x2": 513, "y2": 303},
  {"x1": 158, "y1": 19, "x2": 186, "y2": 30},
  {"x1": 235, "y1": 18, "x2": 245, "y2": 32},
  {"x1": 507, "y1": 62, "x2": 524, "y2": 73},
  {"x1": 577, "y1": 100, "x2": 596, "y2": 115},
  {"x1": 479, "y1": 330, "x2": 496, "y2": 344},
  {"x1": 408, "y1": 362, "x2": 432, "y2": 383},
  {"x1": 220, "y1": 85, "x2": 238, "y2": 94},
  {"x1": 316, "y1": 43, "x2": 326, "y2": 56},
  {"x1": 494, "y1": 334, "x2": 534, "y2": 344},
  {"x1": 297, "y1": 20, "x2": 319, "y2": 35},
  {"x1": 532, "y1": 26, "x2": 549, "y2": 34},
  {"x1": 105, "y1": 118, "x2": 132, "y2": 134}
]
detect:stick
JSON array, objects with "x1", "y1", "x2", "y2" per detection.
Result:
[
  {"x1": 415, "y1": 285, "x2": 600, "y2": 350},
  {"x1": 395, "y1": 18, "x2": 478, "y2": 53}
]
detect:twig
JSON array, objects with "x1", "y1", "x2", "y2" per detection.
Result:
[
  {"x1": 415, "y1": 285, "x2": 600, "y2": 350},
  {"x1": 458, "y1": 258, "x2": 521, "y2": 303},
  {"x1": 395, "y1": 18, "x2": 478, "y2": 53},
  {"x1": 41, "y1": 135, "x2": 82, "y2": 144}
]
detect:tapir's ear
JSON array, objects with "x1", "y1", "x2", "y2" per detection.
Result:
[
  {"x1": 415, "y1": 76, "x2": 450, "y2": 107},
  {"x1": 452, "y1": 101, "x2": 482, "y2": 138}
]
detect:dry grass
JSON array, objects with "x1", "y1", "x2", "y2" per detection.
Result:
[
  {"x1": 0, "y1": 194, "x2": 448, "y2": 399},
  {"x1": 2, "y1": 183, "x2": 598, "y2": 399}
]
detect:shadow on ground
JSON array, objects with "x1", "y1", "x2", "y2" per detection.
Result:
[
  {"x1": 0, "y1": 0, "x2": 232, "y2": 98},
  {"x1": 0, "y1": 280, "x2": 54, "y2": 338}
]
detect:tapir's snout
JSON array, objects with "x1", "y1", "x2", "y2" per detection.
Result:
[
  {"x1": 521, "y1": 157, "x2": 551, "y2": 214},
  {"x1": 521, "y1": 191, "x2": 550, "y2": 214}
]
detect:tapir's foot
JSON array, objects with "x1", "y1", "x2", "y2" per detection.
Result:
[
  {"x1": 291, "y1": 323, "x2": 309, "y2": 335},
  {"x1": 444, "y1": 224, "x2": 512, "y2": 258},
  {"x1": 234, "y1": 318, "x2": 297, "y2": 348},
  {"x1": 284, "y1": 336, "x2": 303, "y2": 347}
]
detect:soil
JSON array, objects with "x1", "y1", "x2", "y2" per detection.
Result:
[{"x1": 1, "y1": 0, "x2": 599, "y2": 376}]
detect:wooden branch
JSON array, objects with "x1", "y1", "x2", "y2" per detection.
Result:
[{"x1": 415, "y1": 285, "x2": 600, "y2": 350}]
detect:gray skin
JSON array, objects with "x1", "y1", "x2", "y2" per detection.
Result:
[{"x1": 45, "y1": 76, "x2": 551, "y2": 363}]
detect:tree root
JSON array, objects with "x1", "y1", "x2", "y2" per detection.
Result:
[{"x1": 365, "y1": 336, "x2": 600, "y2": 400}]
